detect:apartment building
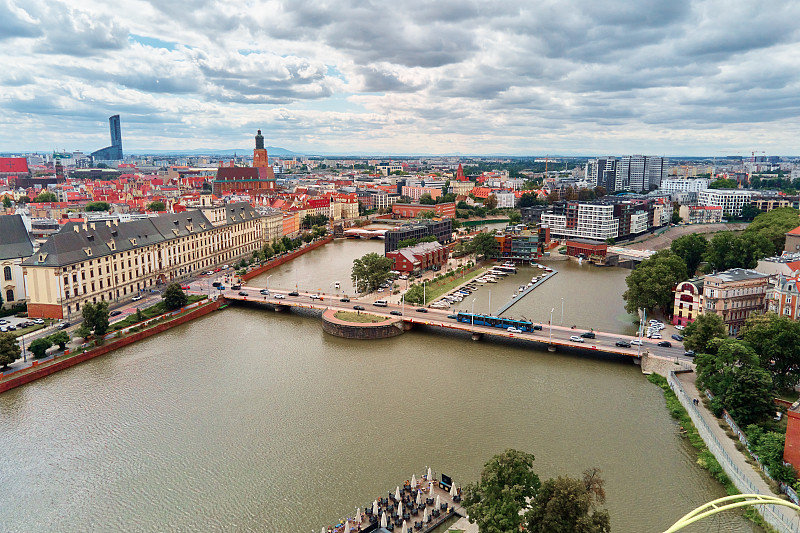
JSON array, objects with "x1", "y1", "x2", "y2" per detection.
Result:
[
  {"x1": 701, "y1": 268, "x2": 770, "y2": 334},
  {"x1": 541, "y1": 202, "x2": 619, "y2": 241},
  {"x1": 767, "y1": 275, "x2": 800, "y2": 320},
  {"x1": 23, "y1": 202, "x2": 264, "y2": 320},
  {"x1": 672, "y1": 277, "x2": 704, "y2": 327},
  {"x1": 384, "y1": 219, "x2": 453, "y2": 253},
  {"x1": 678, "y1": 204, "x2": 723, "y2": 224},
  {"x1": 698, "y1": 189, "x2": 756, "y2": 217},
  {"x1": 660, "y1": 178, "x2": 710, "y2": 194}
]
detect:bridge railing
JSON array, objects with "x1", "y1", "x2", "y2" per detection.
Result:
[{"x1": 668, "y1": 371, "x2": 800, "y2": 533}]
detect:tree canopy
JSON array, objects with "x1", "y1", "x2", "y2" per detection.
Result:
[
  {"x1": 351, "y1": 253, "x2": 393, "y2": 293},
  {"x1": 0, "y1": 332, "x2": 21, "y2": 368},
  {"x1": 463, "y1": 449, "x2": 541, "y2": 533},
  {"x1": 163, "y1": 283, "x2": 188, "y2": 310},
  {"x1": 709, "y1": 178, "x2": 738, "y2": 189},
  {"x1": 703, "y1": 231, "x2": 773, "y2": 272},
  {"x1": 670, "y1": 233, "x2": 707, "y2": 276},
  {"x1": 85, "y1": 201, "x2": 111, "y2": 212},
  {"x1": 622, "y1": 250, "x2": 687, "y2": 314},
  {"x1": 682, "y1": 313, "x2": 727, "y2": 354},
  {"x1": 469, "y1": 232, "x2": 500, "y2": 260},
  {"x1": 29, "y1": 337, "x2": 52, "y2": 359},
  {"x1": 743, "y1": 207, "x2": 800, "y2": 255},
  {"x1": 741, "y1": 312, "x2": 800, "y2": 391},
  {"x1": 525, "y1": 473, "x2": 611, "y2": 533},
  {"x1": 82, "y1": 301, "x2": 110, "y2": 336},
  {"x1": 418, "y1": 193, "x2": 436, "y2": 205},
  {"x1": 147, "y1": 200, "x2": 166, "y2": 212},
  {"x1": 34, "y1": 191, "x2": 57, "y2": 203}
]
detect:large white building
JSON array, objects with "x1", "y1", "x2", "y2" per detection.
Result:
[
  {"x1": 660, "y1": 178, "x2": 711, "y2": 194},
  {"x1": 697, "y1": 189, "x2": 756, "y2": 217},
  {"x1": 541, "y1": 203, "x2": 619, "y2": 241}
]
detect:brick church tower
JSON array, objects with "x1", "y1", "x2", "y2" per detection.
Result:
[{"x1": 253, "y1": 129, "x2": 268, "y2": 168}]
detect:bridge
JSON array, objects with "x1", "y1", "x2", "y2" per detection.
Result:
[
  {"x1": 219, "y1": 285, "x2": 686, "y2": 361},
  {"x1": 342, "y1": 228, "x2": 387, "y2": 239}
]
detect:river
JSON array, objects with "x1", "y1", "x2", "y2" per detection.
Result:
[{"x1": 0, "y1": 239, "x2": 758, "y2": 532}]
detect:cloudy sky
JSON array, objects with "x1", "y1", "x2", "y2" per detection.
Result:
[{"x1": 1, "y1": 0, "x2": 799, "y2": 156}]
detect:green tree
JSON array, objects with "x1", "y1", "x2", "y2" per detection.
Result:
[
  {"x1": 262, "y1": 243, "x2": 274, "y2": 259},
  {"x1": 469, "y1": 232, "x2": 500, "y2": 260},
  {"x1": 85, "y1": 201, "x2": 110, "y2": 212},
  {"x1": 312, "y1": 225, "x2": 328, "y2": 238},
  {"x1": 746, "y1": 427, "x2": 796, "y2": 483},
  {"x1": 622, "y1": 250, "x2": 687, "y2": 315},
  {"x1": 741, "y1": 312, "x2": 800, "y2": 391},
  {"x1": 484, "y1": 194, "x2": 498, "y2": 210},
  {"x1": 519, "y1": 193, "x2": 545, "y2": 208},
  {"x1": 202, "y1": 181, "x2": 212, "y2": 191},
  {"x1": 703, "y1": 232, "x2": 773, "y2": 271},
  {"x1": 419, "y1": 193, "x2": 436, "y2": 205},
  {"x1": 709, "y1": 178, "x2": 738, "y2": 189},
  {"x1": 0, "y1": 332, "x2": 21, "y2": 368},
  {"x1": 2, "y1": 195, "x2": 11, "y2": 208},
  {"x1": 404, "y1": 284, "x2": 425, "y2": 305},
  {"x1": 29, "y1": 337, "x2": 53, "y2": 359},
  {"x1": 34, "y1": 191, "x2": 57, "y2": 203},
  {"x1": 82, "y1": 301, "x2": 110, "y2": 336},
  {"x1": 351, "y1": 253, "x2": 393, "y2": 293},
  {"x1": 163, "y1": 283, "x2": 188, "y2": 310},
  {"x1": 525, "y1": 473, "x2": 610, "y2": 533},
  {"x1": 17, "y1": 195, "x2": 30, "y2": 204},
  {"x1": 272, "y1": 239, "x2": 285, "y2": 255},
  {"x1": 723, "y1": 365, "x2": 774, "y2": 426},
  {"x1": 136, "y1": 308, "x2": 144, "y2": 323},
  {"x1": 508, "y1": 211, "x2": 522, "y2": 224},
  {"x1": 302, "y1": 214, "x2": 329, "y2": 229},
  {"x1": 683, "y1": 313, "x2": 727, "y2": 354},
  {"x1": 743, "y1": 207, "x2": 800, "y2": 254},
  {"x1": 738, "y1": 203, "x2": 761, "y2": 221},
  {"x1": 47, "y1": 331, "x2": 70, "y2": 350},
  {"x1": 147, "y1": 200, "x2": 166, "y2": 211},
  {"x1": 671, "y1": 209, "x2": 682, "y2": 224},
  {"x1": 696, "y1": 338, "x2": 759, "y2": 398},
  {"x1": 462, "y1": 449, "x2": 541, "y2": 533},
  {"x1": 670, "y1": 233, "x2": 708, "y2": 276}
]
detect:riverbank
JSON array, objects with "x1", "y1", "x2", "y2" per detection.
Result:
[
  {"x1": 241, "y1": 235, "x2": 333, "y2": 282},
  {"x1": 0, "y1": 297, "x2": 225, "y2": 394}
]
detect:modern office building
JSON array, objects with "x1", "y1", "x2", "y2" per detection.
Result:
[
  {"x1": 587, "y1": 155, "x2": 666, "y2": 193},
  {"x1": 384, "y1": 219, "x2": 452, "y2": 253},
  {"x1": 697, "y1": 189, "x2": 756, "y2": 217},
  {"x1": 660, "y1": 178, "x2": 710, "y2": 194},
  {"x1": 91, "y1": 115, "x2": 123, "y2": 161}
]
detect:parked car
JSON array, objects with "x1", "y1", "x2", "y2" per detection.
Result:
[
  {"x1": 569, "y1": 335, "x2": 584, "y2": 343},
  {"x1": 58, "y1": 322, "x2": 71, "y2": 330},
  {"x1": 288, "y1": 291, "x2": 299, "y2": 296},
  {"x1": 212, "y1": 281, "x2": 221, "y2": 287},
  {"x1": 675, "y1": 324, "x2": 685, "y2": 331},
  {"x1": 415, "y1": 308, "x2": 427, "y2": 313},
  {"x1": 657, "y1": 341, "x2": 672, "y2": 347},
  {"x1": 507, "y1": 327, "x2": 522, "y2": 333},
  {"x1": 238, "y1": 291, "x2": 248, "y2": 296},
  {"x1": 6, "y1": 324, "x2": 16, "y2": 331},
  {"x1": 377, "y1": 288, "x2": 385, "y2": 292},
  {"x1": 274, "y1": 293, "x2": 286, "y2": 299},
  {"x1": 340, "y1": 297, "x2": 350, "y2": 302},
  {"x1": 353, "y1": 305, "x2": 365, "y2": 311},
  {"x1": 649, "y1": 333, "x2": 662, "y2": 339},
  {"x1": 0, "y1": 319, "x2": 8, "y2": 324},
  {"x1": 181, "y1": 285, "x2": 190, "y2": 290},
  {"x1": 132, "y1": 295, "x2": 143, "y2": 301},
  {"x1": 390, "y1": 310, "x2": 402, "y2": 316},
  {"x1": 615, "y1": 340, "x2": 632, "y2": 348},
  {"x1": 671, "y1": 334, "x2": 684, "y2": 341},
  {"x1": 580, "y1": 331, "x2": 595, "y2": 339},
  {"x1": 684, "y1": 350, "x2": 696, "y2": 358},
  {"x1": 33, "y1": 318, "x2": 44, "y2": 324},
  {"x1": 110, "y1": 310, "x2": 122, "y2": 317}
]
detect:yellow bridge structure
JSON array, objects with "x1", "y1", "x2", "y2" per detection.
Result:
[{"x1": 664, "y1": 494, "x2": 800, "y2": 532}]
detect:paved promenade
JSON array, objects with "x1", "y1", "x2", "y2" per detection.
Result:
[{"x1": 674, "y1": 371, "x2": 800, "y2": 532}]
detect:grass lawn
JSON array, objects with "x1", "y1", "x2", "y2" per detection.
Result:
[
  {"x1": 420, "y1": 267, "x2": 488, "y2": 304},
  {"x1": 12, "y1": 323, "x2": 48, "y2": 338},
  {"x1": 334, "y1": 311, "x2": 387, "y2": 323},
  {"x1": 777, "y1": 389, "x2": 800, "y2": 403}
]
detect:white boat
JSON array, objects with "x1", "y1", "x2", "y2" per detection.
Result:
[{"x1": 519, "y1": 286, "x2": 526, "y2": 291}]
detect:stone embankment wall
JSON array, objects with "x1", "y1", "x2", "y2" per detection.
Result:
[
  {"x1": 0, "y1": 299, "x2": 224, "y2": 394},
  {"x1": 321, "y1": 309, "x2": 404, "y2": 339},
  {"x1": 640, "y1": 353, "x2": 694, "y2": 377},
  {"x1": 242, "y1": 236, "x2": 333, "y2": 281}
]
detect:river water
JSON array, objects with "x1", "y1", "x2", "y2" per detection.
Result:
[{"x1": 1, "y1": 239, "x2": 758, "y2": 532}]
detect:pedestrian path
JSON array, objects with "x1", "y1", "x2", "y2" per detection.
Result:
[{"x1": 674, "y1": 371, "x2": 800, "y2": 532}]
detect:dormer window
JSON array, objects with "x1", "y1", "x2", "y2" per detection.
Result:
[
  {"x1": 130, "y1": 238, "x2": 137, "y2": 245},
  {"x1": 84, "y1": 248, "x2": 93, "y2": 256}
]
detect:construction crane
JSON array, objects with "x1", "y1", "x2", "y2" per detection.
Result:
[{"x1": 751, "y1": 150, "x2": 765, "y2": 163}]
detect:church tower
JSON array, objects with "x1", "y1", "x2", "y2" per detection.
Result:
[{"x1": 253, "y1": 129, "x2": 268, "y2": 168}]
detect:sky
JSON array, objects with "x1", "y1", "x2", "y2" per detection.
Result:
[{"x1": 1, "y1": 0, "x2": 799, "y2": 156}]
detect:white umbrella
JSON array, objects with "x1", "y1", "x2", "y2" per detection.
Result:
[
  {"x1": 395, "y1": 486, "x2": 401, "y2": 501},
  {"x1": 429, "y1": 482, "x2": 434, "y2": 495},
  {"x1": 427, "y1": 467, "x2": 432, "y2": 480},
  {"x1": 423, "y1": 507, "x2": 429, "y2": 522},
  {"x1": 344, "y1": 520, "x2": 350, "y2": 533},
  {"x1": 411, "y1": 474, "x2": 417, "y2": 487},
  {"x1": 321, "y1": 528, "x2": 326, "y2": 533},
  {"x1": 356, "y1": 508, "x2": 361, "y2": 524},
  {"x1": 381, "y1": 512, "x2": 387, "y2": 528},
  {"x1": 450, "y1": 483, "x2": 457, "y2": 498},
  {"x1": 436, "y1": 495, "x2": 441, "y2": 508},
  {"x1": 373, "y1": 500, "x2": 379, "y2": 515},
  {"x1": 416, "y1": 490, "x2": 422, "y2": 505},
  {"x1": 402, "y1": 519, "x2": 407, "y2": 532},
  {"x1": 398, "y1": 501, "x2": 403, "y2": 518}
]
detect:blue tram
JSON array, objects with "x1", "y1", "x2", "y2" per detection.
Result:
[{"x1": 456, "y1": 313, "x2": 534, "y2": 332}]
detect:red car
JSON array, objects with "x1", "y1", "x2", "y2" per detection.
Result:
[{"x1": 181, "y1": 285, "x2": 190, "y2": 290}]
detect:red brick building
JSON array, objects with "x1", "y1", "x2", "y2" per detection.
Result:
[
  {"x1": 386, "y1": 241, "x2": 448, "y2": 273},
  {"x1": 565, "y1": 239, "x2": 607, "y2": 259},
  {"x1": 391, "y1": 202, "x2": 456, "y2": 219}
]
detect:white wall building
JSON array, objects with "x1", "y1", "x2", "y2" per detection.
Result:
[
  {"x1": 494, "y1": 191, "x2": 517, "y2": 208},
  {"x1": 660, "y1": 178, "x2": 711, "y2": 194},
  {"x1": 541, "y1": 203, "x2": 619, "y2": 241},
  {"x1": 697, "y1": 189, "x2": 756, "y2": 217}
]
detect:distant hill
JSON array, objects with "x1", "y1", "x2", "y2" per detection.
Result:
[{"x1": 127, "y1": 146, "x2": 297, "y2": 157}]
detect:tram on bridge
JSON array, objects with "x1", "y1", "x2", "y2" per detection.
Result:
[{"x1": 456, "y1": 313, "x2": 534, "y2": 332}]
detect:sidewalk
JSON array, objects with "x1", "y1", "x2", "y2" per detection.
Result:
[{"x1": 675, "y1": 371, "x2": 800, "y2": 532}]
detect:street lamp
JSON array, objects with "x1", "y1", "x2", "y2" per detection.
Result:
[
  {"x1": 471, "y1": 298, "x2": 476, "y2": 332},
  {"x1": 402, "y1": 293, "x2": 405, "y2": 316},
  {"x1": 560, "y1": 297, "x2": 564, "y2": 327},
  {"x1": 549, "y1": 307, "x2": 555, "y2": 345},
  {"x1": 266, "y1": 274, "x2": 273, "y2": 292},
  {"x1": 488, "y1": 289, "x2": 492, "y2": 316}
]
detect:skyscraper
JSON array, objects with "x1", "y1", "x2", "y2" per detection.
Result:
[{"x1": 91, "y1": 115, "x2": 123, "y2": 161}]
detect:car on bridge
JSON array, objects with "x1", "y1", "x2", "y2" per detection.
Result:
[
  {"x1": 353, "y1": 305, "x2": 365, "y2": 311},
  {"x1": 684, "y1": 350, "x2": 695, "y2": 358},
  {"x1": 569, "y1": 335, "x2": 584, "y2": 343},
  {"x1": 415, "y1": 308, "x2": 427, "y2": 313},
  {"x1": 580, "y1": 331, "x2": 595, "y2": 339},
  {"x1": 260, "y1": 289, "x2": 270, "y2": 295},
  {"x1": 310, "y1": 294, "x2": 322, "y2": 300},
  {"x1": 631, "y1": 339, "x2": 643, "y2": 345},
  {"x1": 657, "y1": 341, "x2": 672, "y2": 347},
  {"x1": 340, "y1": 297, "x2": 350, "y2": 302},
  {"x1": 390, "y1": 310, "x2": 402, "y2": 316},
  {"x1": 507, "y1": 327, "x2": 522, "y2": 333},
  {"x1": 615, "y1": 340, "x2": 631, "y2": 347},
  {"x1": 288, "y1": 291, "x2": 299, "y2": 296},
  {"x1": 238, "y1": 291, "x2": 248, "y2": 296},
  {"x1": 274, "y1": 294, "x2": 286, "y2": 299},
  {"x1": 110, "y1": 310, "x2": 122, "y2": 317}
]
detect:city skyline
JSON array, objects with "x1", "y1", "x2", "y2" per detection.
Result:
[{"x1": 2, "y1": 0, "x2": 800, "y2": 156}]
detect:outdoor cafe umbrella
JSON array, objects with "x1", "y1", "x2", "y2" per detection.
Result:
[
  {"x1": 402, "y1": 520, "x2": 407, "y2": 533},
  {"x1": 429, "y1": 482, "x2": 434, "y2": 495},
  {"x1": 321, "y1": 528, "x2": 327, "y2": 533},
  {"x1": 344, "y1": 520, "x2": 350, "y2": 533},
  {"x1": 395, "y1": 486, "x2": 402, "y2": 501},
  {"x1": 355, "y1": 508, "x2": 361, "y2": 524},
  {"x1": 423, "y1": 507, "x2": 429, "y2": 523},
  {"x1": 411, "y1": 474, "x2": 417, "y2": 487},
  {"x1": 416, "y1": 490, "x2": 422, "y2": 505},
  {"x1": 436, "y1": 495, "x2": 441, "y2": 508},
  {"x1": 381, "y1": 512, "x2": 388, "y2": 528},
  {"x1": 398, "y1": 501, "x2": 403, "y2": 518},
  {"x1": 427, "y1": 467, "x2": 432, "y2": 480},
  {"x1": 450, "y1": 483, "x2": 458, "y2": 498},
  {"x1": 373, "y1": 500, "x2": 379, "y2": 515}
]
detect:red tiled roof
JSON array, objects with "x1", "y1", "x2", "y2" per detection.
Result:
[
  {"x1": 0, "y1": 158, "x2": 29, "y2": 174},
  {"x1": 787, "y1": 226, "x2": 800, "y2": 236}
]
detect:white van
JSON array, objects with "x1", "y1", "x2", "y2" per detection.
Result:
[{"x1": 374, "y1": 300, "x2": 388, "y2": 307}]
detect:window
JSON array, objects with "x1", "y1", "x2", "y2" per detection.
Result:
[
  {"x1": 3, "y1": 266, "x2": 10, "y2": 281},
  {"x1": 6, "y1": 289, "x2": 13, "y2": 302}
]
